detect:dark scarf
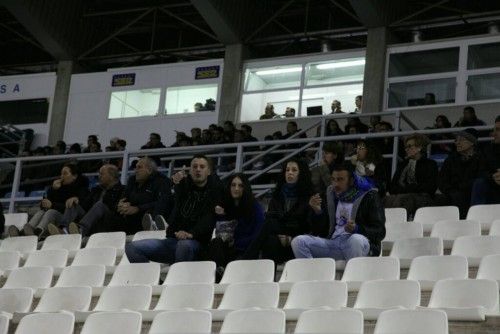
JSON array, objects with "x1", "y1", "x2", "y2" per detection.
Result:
[
  {"x1": 336, "y1": 186, "x2": 364, "y2": 203},
  {"x1": 281, "y1": 183, "x2": 298, "y2": 212}
]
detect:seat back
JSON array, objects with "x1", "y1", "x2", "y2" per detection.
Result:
[
  {"x1": 407, "y1": 255, "x2": 468, "y2": 290},
  {"x1": 477, "y1": 254, "x2": 500, "y2": 282},
  {"x1": 341, "y1": 257, "x2": 400, "y2": 290},
  {"x1": 374, "y1": 309, "x2": 448, "y2": 334},
  {"x1": 56, "y1": 265, "x2": 106, "y2": 288},
  {"x1": 430, "y1": 220, "x2": 481, "y2": 245},
  {"x1": 164, "y1": 261, "x2": 215, "y2": 285},
  {"x1": 155, "y1": 283, "x2": 214, "y2": 310},
  {"x1": 24, "y1": 249, "x2": 68, "y2": 269},
  {"x1": 0, "y1": 251, "x2": 20, "y2": 271},
  {"x1": 0, "y1": 287, "x2": 33, "y2": 313},
  {"x1": 220, "y1": 259, "x2": 274, "y2": 284},
  {"x1": 467, "y1": 204, "x2": 500, "y2": 230},
  {"x1": 149, "y1": 310, "x2": 212, "y2": 334},
  {"x1": 384, "y1": 208, "x2": 407, "y2": 224},
  {"x1": 451, "y1": 236, "x2": 500, "y2": 266},
  {"x1": 4, "y1": 266, "x2": 53, "y2": 290},
  {"x1": 81, "y1": 311, "x2": 142, "y2": 334},
  {"x1": 109, "y1": 263, "x2": 160, "y2": 286},
  {"x1": 354, "y1": 280, "x2": 421, "y2": 310},
  {"x1": 3, "y1": 213, "x2": 28, "y2": 230},
  {"x1": 41, "y1": 234, "x2": 82, "y2": 252},
  {"x1": 15, "y1": 312, "x2": 75, "y2": 334},
  {"x1": 0, "y1": 235, "x2": 37, "y2": 254},
  {"x1": 0, "y1": 313, "x2": 8, "y2": 334},
  {"x1": 390, "y1": 237, "x2": 443, "y2": 261},
  {"x1": 218, "y1": 282, "x2": 279, "y2": 310},
  {"x1": 71, "y1": 247, "x2": 117, "y2": 266},
  {"x1": 295, "y1": 309, "x2": 364, "y2": 334},
  {"x1": 220, "y1": 309, "x2": 285, "y2": 334},
  {"x1": 35, "y1": 286, "x2": 92, "y2": 312},
  {"x1": 383, "y1": 222, "x2": 423, "y2": 243},
  {"x1": 488, "y1": 219, "x2": 500, "y2": 236},
  {"x1": 279, "y1": 258, "x2": 335, "y2": 283},
  {"x1": 284, "y1": 281, "x2": 347, "y2": 309},
  {"x1": 414, "y1": 206, "x2": 459, "y2": 230},
  {"x1": 86, "y1": 231, "x2": 126, "y2": 250},
  {"x1": 94, "y1": 285, "x2": 152, "y2": 311}
]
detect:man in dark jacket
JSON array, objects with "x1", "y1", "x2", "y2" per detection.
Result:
[
  {"x1": 291, "y1": 163, "x2": 386, "y2": 260},
  {"x1": 125, "y1": 155, "x2": 223, "y2": 263}
]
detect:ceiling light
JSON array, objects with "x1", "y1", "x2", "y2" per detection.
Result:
[
  {"x1": 316, "y1": 59, "x2": 365, "y2": 70},
  {"x1": 255, "y1": 67, "x2": 302, "y2": 75}
]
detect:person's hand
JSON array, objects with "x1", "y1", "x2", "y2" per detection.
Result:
[
  {"x1": 365, "y1": 169, "x2": 375, "y2": 176},
  {"x1": 121, "y1": 205, "x2": 139, "y2": 216},
  {"x1": 278, "y1": 234, "x2": 292, "y2": 247},
  {"x1": 493, "y1": 170, "x2": 500, "y2": 186},
  {"x1": 345, "y1": 220, "x2": 357, "y2": 233},
  {"x1": 65, "y1": 196, "x2": 79, "y2": 208},
  {"x1": 309, "y1": 194, "x2": 322, "y2": 214},
  {"x1": 52, "y1": 179, "x2": 62, "y2": 190},
  {"x1": 175, "y1": 230, "x2": 193, "y2": 240},
  {"x1": 41, "y1": 198, "x2": 52, "y2": 209},
  {"x1": 172, "y1": 166, "x2": 187, "y2": 185},
  {"x1": 215, "y1": 205, "x2": 225, "y2": 215}
]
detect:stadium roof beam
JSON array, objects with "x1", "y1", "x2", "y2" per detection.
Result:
[{"x1": 190, "y1": 0, "x2": 240, "y2": 44}]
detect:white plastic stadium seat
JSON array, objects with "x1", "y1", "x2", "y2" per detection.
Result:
[
  {"x1": 0, "y1": 288, "x2": 33, "y2": 316},
  {"x1": 216, "y1": 259, "x2": 274, "y2": 293},
  {"x1": 407, "y1": 255, "x2": 468, "y2": 290},
  {"x1": 3, "y1": 213, "x2": 28, "y2": 232},
  {"x1": 163, "y1": 261, "x2": 215, "y2": 285},
  {"x1": 353, "y1": 280, "x2": 421, "y2": 320},
  {"x1": 294, "y1": 309, "x2": 364, "y2": 334},
  {"x1": 149, "y1": 310, "x2": 212, "y2": 334},
  {"x1": 85, "y1": 231, "x2": 126, "y2": 255},
  {"x1": 430, "y1": 220, "x2": 481, "y2": 248},
  {"x1": 488, "y1": 219, "x2": 500, "y2": 236},
  {"x1": 428, "y1": 279, "x2": 499, "y2": 321},
  {"x1": 389, "y1": 237, "x2": 443, "y2": 268},
  {"x1": 55, "y1": 265, "x2": 106, "y2": 289},
  {"x1": 220, "y1": 309, "x2": 285, "y2": 334},
  {"x1": 132, "y1": 230, "x2": 165, "y2": 241},
  {"x1": 81, "y1": 311, "x2": 142, "y2": 334},
  {"x1": 0, "y1": 236, "x2": 37, "y2": 256},
  {"x1": 41, "y1": 234, "x2": 82, "y2": 256},
  {"x1": 278, "y1": 258, "x2": 336, "y2": 292},
  {"x1": 451, "y1": 236, "x2": 500, "y2": 266},
  {"x1": 374, "y1": 309, "x2": 448, "y2": 334},
  {"x1": 384, "y1": 208, "x2": 407, "y2": 224},
  {"x1": 212, "y1": 282, "x2": 279, "y2": 321},
  {"x1": 382, "y1": 222, "x2": 423, "y2": 251},
  {"x1": 341, "y1": 257, "x2": 400, "y2": 291},
  {"x1": 108, "y1": 263, "x2": 160, "y2": 286},
  {"x1": 93, "y1": 285, "x2": 152, "y2": 312},
  {"x1": 477, "y1": 254, "x2": 500, "y2": 282},
  {"x1": 0, "y1": 314, "x2": 8, "y2": 334},
  {"x1": 15, "y1": 312, "x2": 75, "y2": 334},
  {"x1": 3, "y1": 266, "x2": 53, "y2": 291},
  {"x1": 34, "y1": 286, "x2": 92, "y2": 312},
  {"x1": 414, "y1": 206, "x2": 459, "y2": 233},
  {"x1": 71, "y1": 247, "x2": 117, "y2": 267},
  {"x1": 283, "y1": 281, "x2": 347, "y2": 320},
  {"x1": 23, "y1": 249, "x2": 68, "y2": 274},
  {"x1": 0, "y1": 251, "x2": 20, "y2": 273},
  {"x1": 467, "y1": 204, "x2": 500, "y2": 231}
]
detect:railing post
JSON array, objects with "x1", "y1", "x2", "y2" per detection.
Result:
[
  {"x1": 318, "y1": 118, "x2": 326, "y2": 164},
  {"x1": 391, "y1": 110, "x2": 402, "y2": 178},
  {"x1": 120, "y1": 150, "x2": 129, "y2": 185},
  {"x1": 8, "y1": 159, "x2": 22, "y2": 213},
  {"x1": 235, "y1": 144, "x2": 243, "y2": 172},
  {"x1": 168, "y1": 160, "x2": 174, "y2": 178}
]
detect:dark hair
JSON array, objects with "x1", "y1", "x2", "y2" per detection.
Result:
[
  {"x1": 191, "y1": 154, "x2": 213, "y2": 172},
  {"x1": 326, "y1": 119, "x2": 343, "y2": 136},
  {"x1": 62, "y1": 162, "x2": 80, "y2": 176},
  {"x1": 274, "y1": 157, "x2": 313, "y2": 198},
  {"x1": 356, "y1": 139, "x2": 383, "y2": 164},
  {"x1": 405, "y1": 133, "x2": 431, "y2": 148},
  {"x1": 435, "y1": 115, "x2": 451, "y2": 128},
  {"x1": 464, "y1": 106, "x2": 476, "y2": 114},
  {"x1": 496, "y1": 115, "x2": 500, "y2": 123},
  {"x1": 222, "y1": 173, "x2": 256, "y2": 220},
  {"x1": 288, "y1": 121, "x2": 298, "y2": 128},
  {"x1": 117, "y1": 139, "x2": 126, "y2": 148},
  {"x1": 241, "y1": 124, "x2": 252, "y2": 133},
  {"x1": 332, "y1": 162, "x2": 355, "y2": 178},
  {"x1": 356, "y1": 95, "x2": 362, "y2": 100},
  {"x1": 322, "y1": 141, "x2": 344, "y2": 163},
  {"x1": 69, "y1": 143, "x2": 81, "y2": 153},
  {"x1": 88, "y1": 135, "x2": 98, "y2": 142},
  {"x1": 150, "y1": 133, "x2": 161, "y2": 140}
]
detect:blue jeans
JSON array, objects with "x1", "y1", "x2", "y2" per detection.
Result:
[
  {"x1": 291, "y1": 233, "x2": 370, "y2": 261},
  {"x1": 471, "y1": 177, "x2": 500, "y2": 205},
  {"x1": 125, "y1": 237, "x2": 200, "y2": 264}
]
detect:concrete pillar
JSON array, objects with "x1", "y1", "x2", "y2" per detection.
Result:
[
  {"x1": 218, "y1": 44, "x2": 248, "y2": 124},
  {"x1": 48, "y1": 60, "x2": 73, "y2": 145},
  {"x1": 362, "y1": 27, "x2": 389, "y2": 114}
]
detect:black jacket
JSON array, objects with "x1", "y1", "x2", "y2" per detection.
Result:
[
  {"x1": 166, "y1": 175, "x2": 223, "y2": 244},
  {"x1": 389, "y1": 157, "x2": 438, "y2": 196},
  {"x1": 481, "y1": 143, "x2": 500, "y2": 188},
  {"x1": 46, "y1": 175, "x2": 89, "y2": 213},
  {"x1": 265, "y1": 191, "x2": 312, "y2": 237},
  {"x1": 80, "y1": 182, "x2": 125, "y2": 212},
  {"x1": 439, "y1": 151, "x2": 485, "y2": 195}
]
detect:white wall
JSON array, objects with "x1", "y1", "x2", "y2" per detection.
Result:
[
  {"x1": 64, "y1": 60, "x2": 223, "y2": 150},
  {"x1": 0, "y1": 72, "x2": 56, "y2": 148}
]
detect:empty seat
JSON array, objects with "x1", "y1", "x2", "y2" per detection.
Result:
[
  {"x1": 149, "y1": 310, "x2": 212, "y2": 334},
  {"x1": 55, "y1": 265, "x2": 106, "y2": 290},
  {"x1": 414, "y1": 206, "x2": 459, "y2": 233},
  {"x1": 0, "y1": 314, "x2": 8, "y2": 334},
  {"x1": 295, "y1": 309, "x2": 363, "y2": 334},
  {"x1": 108, "y1": 263, "x2": 160, "y2": 286},
  {"x1": 41, "y1": 234, "x2": 81, "y2": 255},
  {"x1": 374, "y1": 309, "x2": 448, "y2": 334},
  {"x1": 3, "y1": 266, "x2": 53, "y2": 291},
  {"x1": 15, "y1": 312, "x2": 74, "y2": 334},
  {"x1": 220, "y1": 309, "x2": 285, "y2": 334},
  {"x1": 155, "y1": 283, "x2": 214, "y2": 310},
  {"x1": 353, "y1": 280, "x2": 421, "y2": 320},
  {"x1": 430, "y1": 220, "x2": 481, "y2": 248},
  {"x1": 341, "y1": 257, "x2": 400, "y2": 291},
  {"x1": 81, "y1": 311, "x2": 142, "y2": 334},
  {"x1": 488, "y1": 219, "x2": 500, "y2": 236},
  {"x1": 216, "y1": 260, "x2": 274, "y2": 292},
  {"x1": 0, "y1": 251, "x2": 20, "y2": 274},
  {"x1": 132, "y1": 230, "x2": 165, "y2": 241},
  {"x1": 71, "y1": 247, "x2": 117, "y2": 267},
  {"x1": 279, "y1": 258, "x2": 336, "y2": 292},
  {"x1": 0, "y1": 236, "x2": 37, "y2": 256},
  {"x1": 467, "y1": 204, "x2": 500, "y2": 231},
  {"x1": 407, "y1": 255, "x2": 468, "y2": 290},
  {"x1": 477, "y1": 254, "x2": 500, "y2": 282},
  {"x1": 283, "y1": 281, "x2": 347, "y2": 320},
  {"x1": 94, "y1": 285, "x2": 152, "y2": 312},
  {"x1": 389, "y1": 237, "x2": 443, "y2": 268},
  {"x1": 34, "y1": 286, "x2": 92, "y2": 312},
  {"x1": 385, "y1": 208, "x2": 407, "y2": 224},
  {"x1": 382, "y1": 222, "x2": 423, "y2": 251},
  {"x1": 213, "y1": 282, "x2": 279, "y2": 321},
  {"x1": 86, "y1": 232, "x2": 126, "y2": 254},
  {"x1": 163, "y1": 261, "x2": 215, "y2": 285},
  {"x1": 24, "y1": 249, "x2": 68, "y2": 274},
  {"x1": 0, "y1": 288, "x2": 33, "y2": 316},
  {"x1": 451, "y1": 235, "x2": 500, "y2": 266},
  {"x1": 428, "y1": 279, "x2": 499, "y2": 321},
  {"x1": 3, "y1": 213, "x2": 28, "y2": 232}
]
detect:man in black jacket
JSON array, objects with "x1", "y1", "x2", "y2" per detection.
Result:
[
  {"x1": 125, "y1": 155, "x2": 222, "y2": 263},
  {"x1": 291, "y1": 163, "x2": 385, "y2": 260}
]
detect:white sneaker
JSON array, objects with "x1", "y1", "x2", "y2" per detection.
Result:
[
  {"x1": 154, "y1": 215, "x2": 167, "y2": 230},
  {"x1": 142, "y1": 214, "x2": 157, "y2": 231}
]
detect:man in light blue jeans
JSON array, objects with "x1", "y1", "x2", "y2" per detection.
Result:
[{"x1": 292, "y1": 163, "x2": 385, "y2": 261}]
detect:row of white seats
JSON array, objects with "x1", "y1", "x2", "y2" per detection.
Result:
[
  {"x1": 0, "y1": 307, "x2": 451, "y2": 334},
  {"x1": 1, "y1": 278, "x2": 496, "y2": 323}
]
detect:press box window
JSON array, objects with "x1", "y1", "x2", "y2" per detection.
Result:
[
  {"x1": 244, "y1": 65, "x2": 302, "y2": 91},
  {"x1": 108, "y1": 88, "x2": 161, "y2": 119},
  {"x1": 165, "y1": 84, "x2": 218, "y2": 114},
  {"x1": 389, "y1": 48, "x2": 459, "y2": 77}
]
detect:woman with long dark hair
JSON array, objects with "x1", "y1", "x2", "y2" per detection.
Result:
[
  {"x1": 243, "y1": 157, "x2": 314, "y2": 264},
  {"x1": 350, "y1": 139, "x2": 388, "y2": 195},
  {"x1": 209, "y1": 173, "x2": 265, "y2": 271}
]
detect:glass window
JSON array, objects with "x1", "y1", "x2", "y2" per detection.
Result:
[
  {"x1": 300, "y1": 83, "x2": 363, "y2": 115},
  {"x1": 388, "y1": 78, "x2": 456, "y2": 108},
  {"x1": 305, "y1": 58, "x2": 365, "y2": 86},
  {"x1": 240, "y1": 90, "x2": 300, "y2": 122},
  {"x1": 108, "y1": 88, "x2": 161, "y2": 119},
  {"x1": 165, "y1": 84, "x2": 218, "y2": 114},
  {"x1": 389, "y1": 48, "x2": 459, "y2": 77},
  {"x1": 244, "y1": 65, "x2": 302, "y2": 91},
  {"x1": 468, "y1": 42, "x2": 500, "y2": 70},
  {"x1": 467, "y1": 73, "x2": 500, "y2": 101}
]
